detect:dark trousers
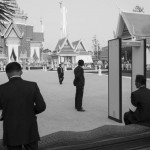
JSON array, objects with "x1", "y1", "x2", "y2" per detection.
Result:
[
  {"x1": 124, "y1": 110, "x2": 137, "y2": 125},
  {"x1": 7, "y1": 141, "x2": 38, "y2": 150},
  {"x1": 124, "y1": 112, "x2": 132, "y2": 125},
  {"x1": 75, "y1": 86, "x2": 84, "y2": 110},
  {"x1": 58, "y1": 74, "x2": 64, "y2": 84}
]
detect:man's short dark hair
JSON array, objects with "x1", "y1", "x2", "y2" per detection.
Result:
[
  {"x1": 78, "y1": 60, "x2": 84, "y2": 66},
  {"x1": 135, "y1": 75, "x2": 146, "y2": 85},
  {"x1": 6, "y1": 62, "x2": 22, "y2": 73}
]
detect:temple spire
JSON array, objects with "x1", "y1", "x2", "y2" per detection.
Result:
[{"x1": 59, "y1": 1, "x2": 67, "y2": 38}]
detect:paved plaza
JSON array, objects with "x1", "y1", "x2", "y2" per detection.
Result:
[{"x1": 0, "y1": 70, "x2": 150, "y2": 139}]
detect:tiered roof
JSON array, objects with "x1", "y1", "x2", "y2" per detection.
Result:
[
  {"x1": 116, "y1": 11, "x2": 150, "y2": 39},
  {"x1": 101, "y1": 11, "x2": 150, "y2": 62},
  {"x1": 55, "y1": 37, "x2": 77, "y2": 55},
  {"x1": 72, "y1": 40, "x2": 89, "y2": 55},
  {"x1": 1, "y1": 22, "x2": 44, "y2": 42}
]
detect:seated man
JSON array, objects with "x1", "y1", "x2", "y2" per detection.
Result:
[{"x1": 124, "y1": 74, "x2": 150, "y2": 125}]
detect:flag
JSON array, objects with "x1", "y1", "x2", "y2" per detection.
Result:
[
  {"x1": 59, "y1": 1, "x2": 62, "y2": 8},
  {"x1": 33, "y1": 49, "x2": 39, "y2": 61},
  {"x1": 10, "y1": 49, "x2": 16, "y2": 61},
  {"x1": 59, "y1": 1, "x2": 67, "y2": 38},
  {"x1": 62, "y1": 6, "x2": 67, "y2": 37}
]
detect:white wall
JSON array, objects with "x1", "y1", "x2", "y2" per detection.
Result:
[{"x1": 146, "y1": 48, "x2": 150, "y2": 65}]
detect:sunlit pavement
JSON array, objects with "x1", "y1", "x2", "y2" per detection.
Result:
[{"x1": 1, "y1": 70, "x2": 149, "y2": 138}]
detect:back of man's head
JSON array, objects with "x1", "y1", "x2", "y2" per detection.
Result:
[
  {"x1": 78, "y1": 60, "x2": 84, "y2": 66},
  {"x1": 6, "y1": 62, "x2": 22, "y2": 74},
  {"x1": 59, "y1": 64, "x2": 61, "y2": 67},
  {"x1": 135, "y1": 75, "x2": 146, "y2": 85}
]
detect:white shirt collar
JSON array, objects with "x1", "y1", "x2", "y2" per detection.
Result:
[{"x1": 10, "y1": 75, "x2": 21, "y2": 79}]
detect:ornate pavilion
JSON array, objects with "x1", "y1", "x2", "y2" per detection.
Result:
[
  {"x1": 116, "y1": 11, "x2": 150, "y2": 65},
  {"x1": 101, "y1": 11, "x2": 150, "y2": 68},
  {"x1": 0, "y1": 0, "x2": 44, "y2": 66},
  {"x1": 50, "y1": 37, "x2": 93, "y2": 69}
]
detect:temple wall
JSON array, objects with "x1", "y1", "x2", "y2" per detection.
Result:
[{"x1": 146, "y1": 48, "x2": 150, "y2": 65}]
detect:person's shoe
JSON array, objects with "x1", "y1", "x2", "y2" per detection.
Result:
[{"x1": 77, "y1": 108, "x2": 85, "y2": 112}]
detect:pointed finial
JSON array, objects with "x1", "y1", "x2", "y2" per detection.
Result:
[
  {"x1": 113, "y1": 0, "x2": 122, "y2": 14},
  {"x1": 59, "y1": 1, "x2": 63, "y2": 8},
  {"x1": 40, "y1": 17, "x2": 42, "y2": 24}
]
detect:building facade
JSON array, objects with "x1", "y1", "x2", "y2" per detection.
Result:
[{"x1": 0, "y1": 0, "x2": 44, "y2": 66}]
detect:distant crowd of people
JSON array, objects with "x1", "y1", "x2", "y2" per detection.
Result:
[{"x1": 0, "y1": 61, "x2": 150, "y2": 150}]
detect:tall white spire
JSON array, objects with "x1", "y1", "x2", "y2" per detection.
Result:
[
  {"x1": 40, "y1": 18, "x2": 44, "y2": 33},
  {"x1": 59, "y1": 1, "x2": 67, "y2": 38}
]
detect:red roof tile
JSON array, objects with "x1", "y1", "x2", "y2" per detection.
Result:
[
  {"x1": 32, "y1": 32, "x2": 44, "y2": 42},
  {"x1": 72, "y1": 40, "x2": 80, "y2": 49},
  {"x1": 55, "y1": 37, "x2": 66, "y2": 51}
]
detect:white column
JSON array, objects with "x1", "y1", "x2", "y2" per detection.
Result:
[
  {"x1": 7, "y1": 45, "x2": 12, "y2": 63},
  {"x1": 146, "y1": 48, "x2": 150, "y2": 65},
  {"x1": 58, "y1": 56, "x2": 60, "y2": 64}
]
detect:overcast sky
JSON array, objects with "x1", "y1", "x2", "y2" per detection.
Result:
[{"x1": 17, "y1": 0, "x2": 150, "y2": 51}]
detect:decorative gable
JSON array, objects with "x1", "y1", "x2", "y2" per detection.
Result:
[
  {"x1": 77, "y1": 42, "x2": 86, "y2": 51},
  {"x1": 62, "y1": 39, "x2": 73, "y2": 50},
  {"x1": 8, "y1": 29, "x2": 18, "y2": 38},
  {"x1": 54, "y1": 37, "x2": 77, "y2": 55},
  {"x1": 72, "y1": 40, "x2": 88, "y2": 55},
  {"x1": 2, "y1": 21, "x2": 23, "y2": 39},
  {"x1": 77, "y1": 43, "x2": 83, "y2": 50},
  {"x1": 64, "y1": 40, "x2": 70, "y2": 46},
  {"x1": 121, "y1": 24, "x2": 131, "y2": 39},
  {"x1": 116, "y1": 11, "x2": 150, "y2": 39}
]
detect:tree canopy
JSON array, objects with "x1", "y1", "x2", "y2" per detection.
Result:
[
  {"x1": 133, "y1": 5, "x2": 144, "y2": 13},
  {"x1": 0, "y1": 1, "x2": 14, "y2": 27}
]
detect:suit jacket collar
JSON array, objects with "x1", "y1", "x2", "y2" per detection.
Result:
[
  {"x1": 9, "y1": 77, "x2": 22, "y2": 81},
  {"x1": 138, "y1": 86, "x2": 146, "y2": 90},
  {"x1": 78, "y1": 66, "x2": 82, "y2": 69}
]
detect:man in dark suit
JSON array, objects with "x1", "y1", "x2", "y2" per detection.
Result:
[
  {"x1": 57, "y1": 64, "x2": 64, "y2": 84},
  {"x1": 124, "y1": 74, "x2": 150, "y2": 125},
  {"x1": 74, "y1": 60, "x2": 85, "y2": 112},
  {"x1": 0, "y1": 62, "x2": 46, "y2": 150}
]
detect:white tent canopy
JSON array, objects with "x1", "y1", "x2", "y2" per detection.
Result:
[{"x1": 76, "y1": 55, "x2": 93, "y2": 63}]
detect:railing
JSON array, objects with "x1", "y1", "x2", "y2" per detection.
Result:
[{"x1": 0, "y1": 54, "x2": 7, "y2": 59}]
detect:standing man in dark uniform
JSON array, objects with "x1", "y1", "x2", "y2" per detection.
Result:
[
  {"x1": 57, "y1": 64, "x2": 64, "y2": 84},
  {"x1": 0, "y1": 62, "x2": 46, "y2": 150},
  {"x1": 124, "y1": 75, "x2": 150, "y2": 125},
  {"x1": 74, "y1": 60, "x2": 85, "y2": 112}
]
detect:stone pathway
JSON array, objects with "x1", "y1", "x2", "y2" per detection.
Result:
[{"x1": 1, "y1": 70, "x2": 149, "y2": 139}]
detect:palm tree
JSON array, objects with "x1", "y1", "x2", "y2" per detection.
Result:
[{"x1": 0, "y1": 0, "x2": 14, "y2": 27}]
